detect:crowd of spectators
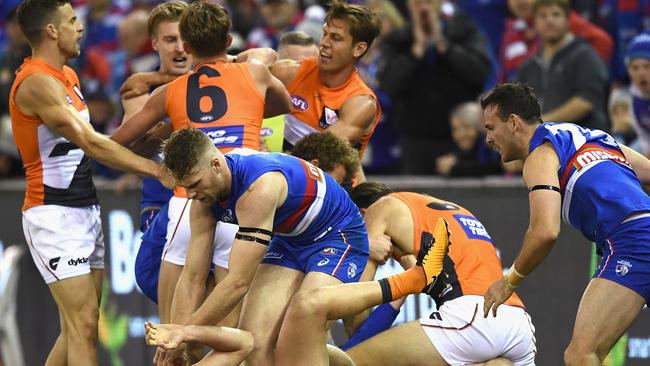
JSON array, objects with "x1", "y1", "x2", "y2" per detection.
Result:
[{"x1": 2, "y1": 0, "x2": 650, "y2": 179}]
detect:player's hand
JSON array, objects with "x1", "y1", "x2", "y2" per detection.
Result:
[
  {"x1": 369, "y1": 234, "x2": 392, "y2": 265},
  {"x1": 482, "y1": 278, "x2": 514, "y2": 318},
  {"x1": 120, "y1": 72, "x2": 157, "y2": 99}
]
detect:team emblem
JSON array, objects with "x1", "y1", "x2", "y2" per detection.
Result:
[
  {"x1": 319, "y1": 107, "x2": 339, "y2": 129},
  {"x1": 615, "y1": 260, "x2": 631, "y2": 276}
]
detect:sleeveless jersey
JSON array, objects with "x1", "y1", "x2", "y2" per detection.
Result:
[
  {"x1": 211, "y1": 152, "x2": 362, "y2": 245},
  {"x1": 166, "y1": 60, "x2": 265, "y2": 197},
  {"x1": 284, "y1": 57, "x2": 381, "y2": 157},
  {"x1": 391, "y1": 192, "x2": 524, "y2": 308},
  {"x1": 529, "y1": 122, "x2": 650, "y2": 243},
  {"x1": 10, "y1": 58, "x2": 97, "y2": 211}
]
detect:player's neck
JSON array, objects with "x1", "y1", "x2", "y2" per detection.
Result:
[
  {"x1": 319, "y1": 63, "x2": 356, "y2": 88},
  {"x1": 193, "y1": 53, "x2": 229, "y2": 69},
  {"x1": 32, "y1": 45, "x2": 67, "y2": 70}
]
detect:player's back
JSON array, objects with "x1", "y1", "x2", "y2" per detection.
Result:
[
  {"x1": 220, "y1": 152, "x2": 361, "y2": 243},
  {"x1": 166, "y1": 60, "x2": 265, "y2": 152},
  {"x1": 284, "y1": 57, "x2": 380, "y2": 157},
  {"x1": 530, "y1": 122, "x2": 650, "y2": 242},
  {"x1": 391, "y1": 192, "x2": 524, "y2": 308},
  {"x1": 10, "y1": 58, "x2": 97, "y2": 211}
]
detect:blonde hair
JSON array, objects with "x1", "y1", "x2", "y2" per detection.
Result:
[{"x1": 148, "y1": 1, "x2": 188, "y2": 37}]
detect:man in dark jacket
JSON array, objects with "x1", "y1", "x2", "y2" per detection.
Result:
[{"x1": 378, "y1": 0, "x2": 491, "y2": 174}]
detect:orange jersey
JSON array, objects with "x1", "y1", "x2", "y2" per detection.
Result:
[
  {"x1": 391, "y1": 192, "x2": 524, "y2": 309},
  {"x1": 10, "y1": 58, "x2": 97, "y2": 211},
  {"x1": 166, "y1": 60, "x2": 265, "y2": 196},
  {"x1": 284, "y1": 57, "x2": 380, "y2": 157}
]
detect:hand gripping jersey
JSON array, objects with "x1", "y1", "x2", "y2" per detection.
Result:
[
  {"x1": 529, "y1": 122, "x2": 650, "y2": 243},
  {"x1": 284, "y1": 57, "x2": 381, "y2": 157},
  {"x1": 10, "y1": 58, "x2": 97, "y2": 211},
  {"x1": 211, "y1": 152, "x2": 362, "y2": 245},
  {"x1": 166, "y1": 60, "x2": 265, "y2": 197},
  {"x1": 391, "y1": 192, "x2": 524, "y2": 308}
]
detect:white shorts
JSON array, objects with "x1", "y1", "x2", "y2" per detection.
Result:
[
  {"x1": 419, "y1": 295, "x2": 536, "y2": 366},
  {"x1": 22, "y1": 205, "x2": 105, "y2": 284},
  {"x1": 161, "y1": 196, "x2": 236, "y2": 269}
]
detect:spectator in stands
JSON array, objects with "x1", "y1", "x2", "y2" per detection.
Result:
[
  {"x1": 86, "y1": 88, "x2": 121, "y2": 178},
  {"x1": 626, "y1": 32, "x2": 650, "y2": 157},
  {"x1": 0, "y1": 6, "x2": 30, "y2": 117},
  {"x1": 247, "y1": 0, "x2": 301, "y2": 49},
  {"x1": 119, "y1": 9, "x2": 158, "y2": 75},
  {"x1": 378, "y1": 0, "x2": 491, "y2": 174},
  {"x1": 608, "y1": 88, "x2": 637, "y2": 148},
  {"x1": 435, "y1": 102, "x2": 503, "y2": 177},
  {"x1": 516, "y1": 0, "x2": 609, "y2": 131},
  {"x1": 500, "y1": 0, "x2": 613, "y2": 82}
]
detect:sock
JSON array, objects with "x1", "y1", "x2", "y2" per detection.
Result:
[
  {"x1": 378, "y1": 267, "x2": 426, "y2": 302},
  {"x1": 340, "y1": 303, "x2": 400, "y2": 350}
]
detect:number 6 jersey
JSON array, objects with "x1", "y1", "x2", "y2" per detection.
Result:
[{"x1": 10, "y1": 58, "x2": 97, "y2": 211}]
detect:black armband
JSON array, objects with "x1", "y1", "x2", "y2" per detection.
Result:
[
  {"x1": 235, "y1": 233, "x2": 270, "y2": 246},
  {"x1": 528, "y1": 185, "x2": 560, "y2": 193},
  {"x1": 238, "y1": 227, "x2": 273, "y2": 237}
]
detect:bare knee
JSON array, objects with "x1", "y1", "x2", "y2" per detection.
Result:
[
  {"x1": 564, "y1": 342, "x2": 599, "y2": 366},
  {"x1": 286, "y1": 289, "x2": 326, "y2": 321},
  {"x1": 65, "y1": 305, "x2": 99, "y2": 342}
]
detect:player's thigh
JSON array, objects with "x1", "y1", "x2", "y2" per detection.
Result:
[
  {"x1": 571, "y1": 277, "x2": 645, "y2": 358},
  {"x1": 161, "y1": 197, "x2": 191, "y2": 266},
  {"x1": 238, "y1": 264, "x2": 303, "y2": 340},
  {"x1": 48, "y1": 274, "x2": 100, "y2": 324},
  {"x1": 347, "y1": 321, "x2": 448, "y2": 366},
  {"x1": 213, "y1": 266, "x2": 243, "y2": 328}
]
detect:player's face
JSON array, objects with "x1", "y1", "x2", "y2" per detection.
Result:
[
  {"x1": 534, "y1": 5, "x2": 568, "y2": 44},
  {"x1": 56, "y1": 4, "x2": 84, "y2": 59},
  {"x1": 180, "y1": 164, "x2": 221, "y2": 205},
  {"x1": 279, "y1": 44, "x2": 319, "y2": 61},
  {"x1": 319, "y1": 18, "x2": 362, "y2": 72},
  {"x1": 628, "y1": 58, "x2": 650, "y2": 96},
  {"x1": 483, "y1": 106, "x2": 517, "y2": 162},
  {"x1": 152, "y1": 21, "x2": 191, "y2": 76}
]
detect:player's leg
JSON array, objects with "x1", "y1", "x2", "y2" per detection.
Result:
[
  {"x1": 347, "y1": 321, "x2": 447, "y2": 366},
  {"x1": 45, "y1": 309, "x2": 67, "y2": 366},
  {"x1": 49, "y1": 274, "x2": 101, "y2": 366},
  {"x1": 211, "y1": 222, "x2": 242, "y2": 328},
  {"x1": 238, "y1": 262, "x2": 304, "y2": 366},
  {"x1": 564, "y1": 278, "x2": 645, "y2": 366}
]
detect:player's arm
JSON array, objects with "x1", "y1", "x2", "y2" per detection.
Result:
[
  {"x1": 111, "y1": 85, "x2": 169, "y2": 147},
  {"x1": 120, "y1": 71, "x2": 179, "y2": 99},
  {"x1": 270, "y1": 59, "x2": 300, "y2": 88},
  {"x1": 16, "y1": 74, "x2": 167, "y2": 181},
  {"x1": 121, "y1": 93, "x2": 172, "y2": 157},
  {"x1": 620, "y1": 144, "x2": 650, "y2": 184},
  {"x1": 328, "y1": 95, "x2": 378, "y2": 147},
  {"x1": 248, "y1": 62, "x2": 293, "y2": 118},
  {"x1": 170, "y1": 200, "x2": 217, "y2": 325},
  {"x1": 483, "y1": 142, "x2": 561, "y2": 317},
  {"x1": 235, "y1": 47, "x2": 278, "y2": 66},
  {"x1": 184, "y1": 172, "x2": 286, "y2": 326}
]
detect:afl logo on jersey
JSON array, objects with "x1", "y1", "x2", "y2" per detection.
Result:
[{"x1": 291, "y1": 95, "x2": 309, "y2": 111}]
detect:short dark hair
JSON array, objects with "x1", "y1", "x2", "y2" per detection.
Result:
[
  {"x1": 162, "y1": 128, "x2": 214, "y2": 180},
  {"x1": 292, "y1": 132, "x2": 359, "y2": 180},
  {"x1": 179, "y1": 1, "x2": 231, "y2": 58},
  {"x1": 279, "y1": 31, "x2": 316, "y2": 47},
  {"x1": 148, "y1": 1, "x2": 188, "y2": 37},
  {"x1": 350, "y1": 182, "x2": 393, "y2": 209},
  {"x1": 325, "y1": 0, "x2": 380, "y2": 56},
  {"x1": 480, "y1": 83, "x2": 542, "y2": 125},
  {"x1": 533, "y1": 0, "x2": 570, "y2": 17},
  {"x1": 17, "y1": 0, "x2": 70, "y2": 46}
]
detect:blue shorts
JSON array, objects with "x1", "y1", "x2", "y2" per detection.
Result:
[
  {"x1": 261, "y1": 219, "x2": 369, "y2": 284},
  {"x1": 135, "y1": 203, "x2": 170, "y2": 303},
  {"x1": 594, "y1": 216, "x2": 650, "y2": 303},
  {"x1": 140, "y1": 209, "x2": 160, "y2": 233}
]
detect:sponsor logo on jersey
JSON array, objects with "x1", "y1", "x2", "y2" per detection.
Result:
[
  {"x1": 68, "y1": 257, "x2": 89, "y2": 266},
  {"x1": 291, "y1": 95, "x2": 309, "y2": 111},
  {"x1": 322, "y1": 247, "x2": 337, "y2": 255},
  {"x1": 264, "y1": 251, "x2": 284, "y2": 260},
  {"x1": 453, "y1": 214, "x2": 493, "y2": 242},
  {"x1": 199, "y1": 125, "x2": 245, "y2": 148},
  {"x1": 49, "y1": 257, "x2": 61, "y2": 270},
  {"x1": 260, "y1": 127, "x2": 273, "y2": 137},
  {"x1": 573, "y1": 147, "x2": 630, "y2": 171},
  {"x1": 317, "y1": 258, "x2": 330, "y2": 266}
]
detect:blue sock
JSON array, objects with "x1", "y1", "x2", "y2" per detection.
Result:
[{"x1": 340, "y1": 302, "x2": 400, "y2": 351}]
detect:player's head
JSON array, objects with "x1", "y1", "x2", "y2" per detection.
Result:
[
  {"x1": 278, "y1": 31, "x2": 319, "y2": 61},
  {"x1": 450, "y1": 102, "x2": 482, "y2": 152},
  {"x1": 320, "y1": 0, "x2": 380, "y2": 72},
  {"x1": 533, "y1": 0, "x2": 570, "y2": 45},
  {"x1": 148, "y1": 1, "x2": 191, "y2": 75},
  {"x1": 162, "y1": 128, "x2": 228, "y2": 205},
  {"x1": 17, "y1": 0, "x2": 83, "y2": 58},
  {"x1": 179, "y1": 1, "x2": 232, "y2": 59},
  {"x1": 350, "y1": 182, "x2": 393, "y2": 214},
  {"x1": 292, "y1": 132, "x2": 360, "y2": 183},
  {"x1": 480, "y1": 83, "x2": 542, "y2": 162},
  {"x1": 626, "y1": 32, "x2": 650, "y2": 96}
]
